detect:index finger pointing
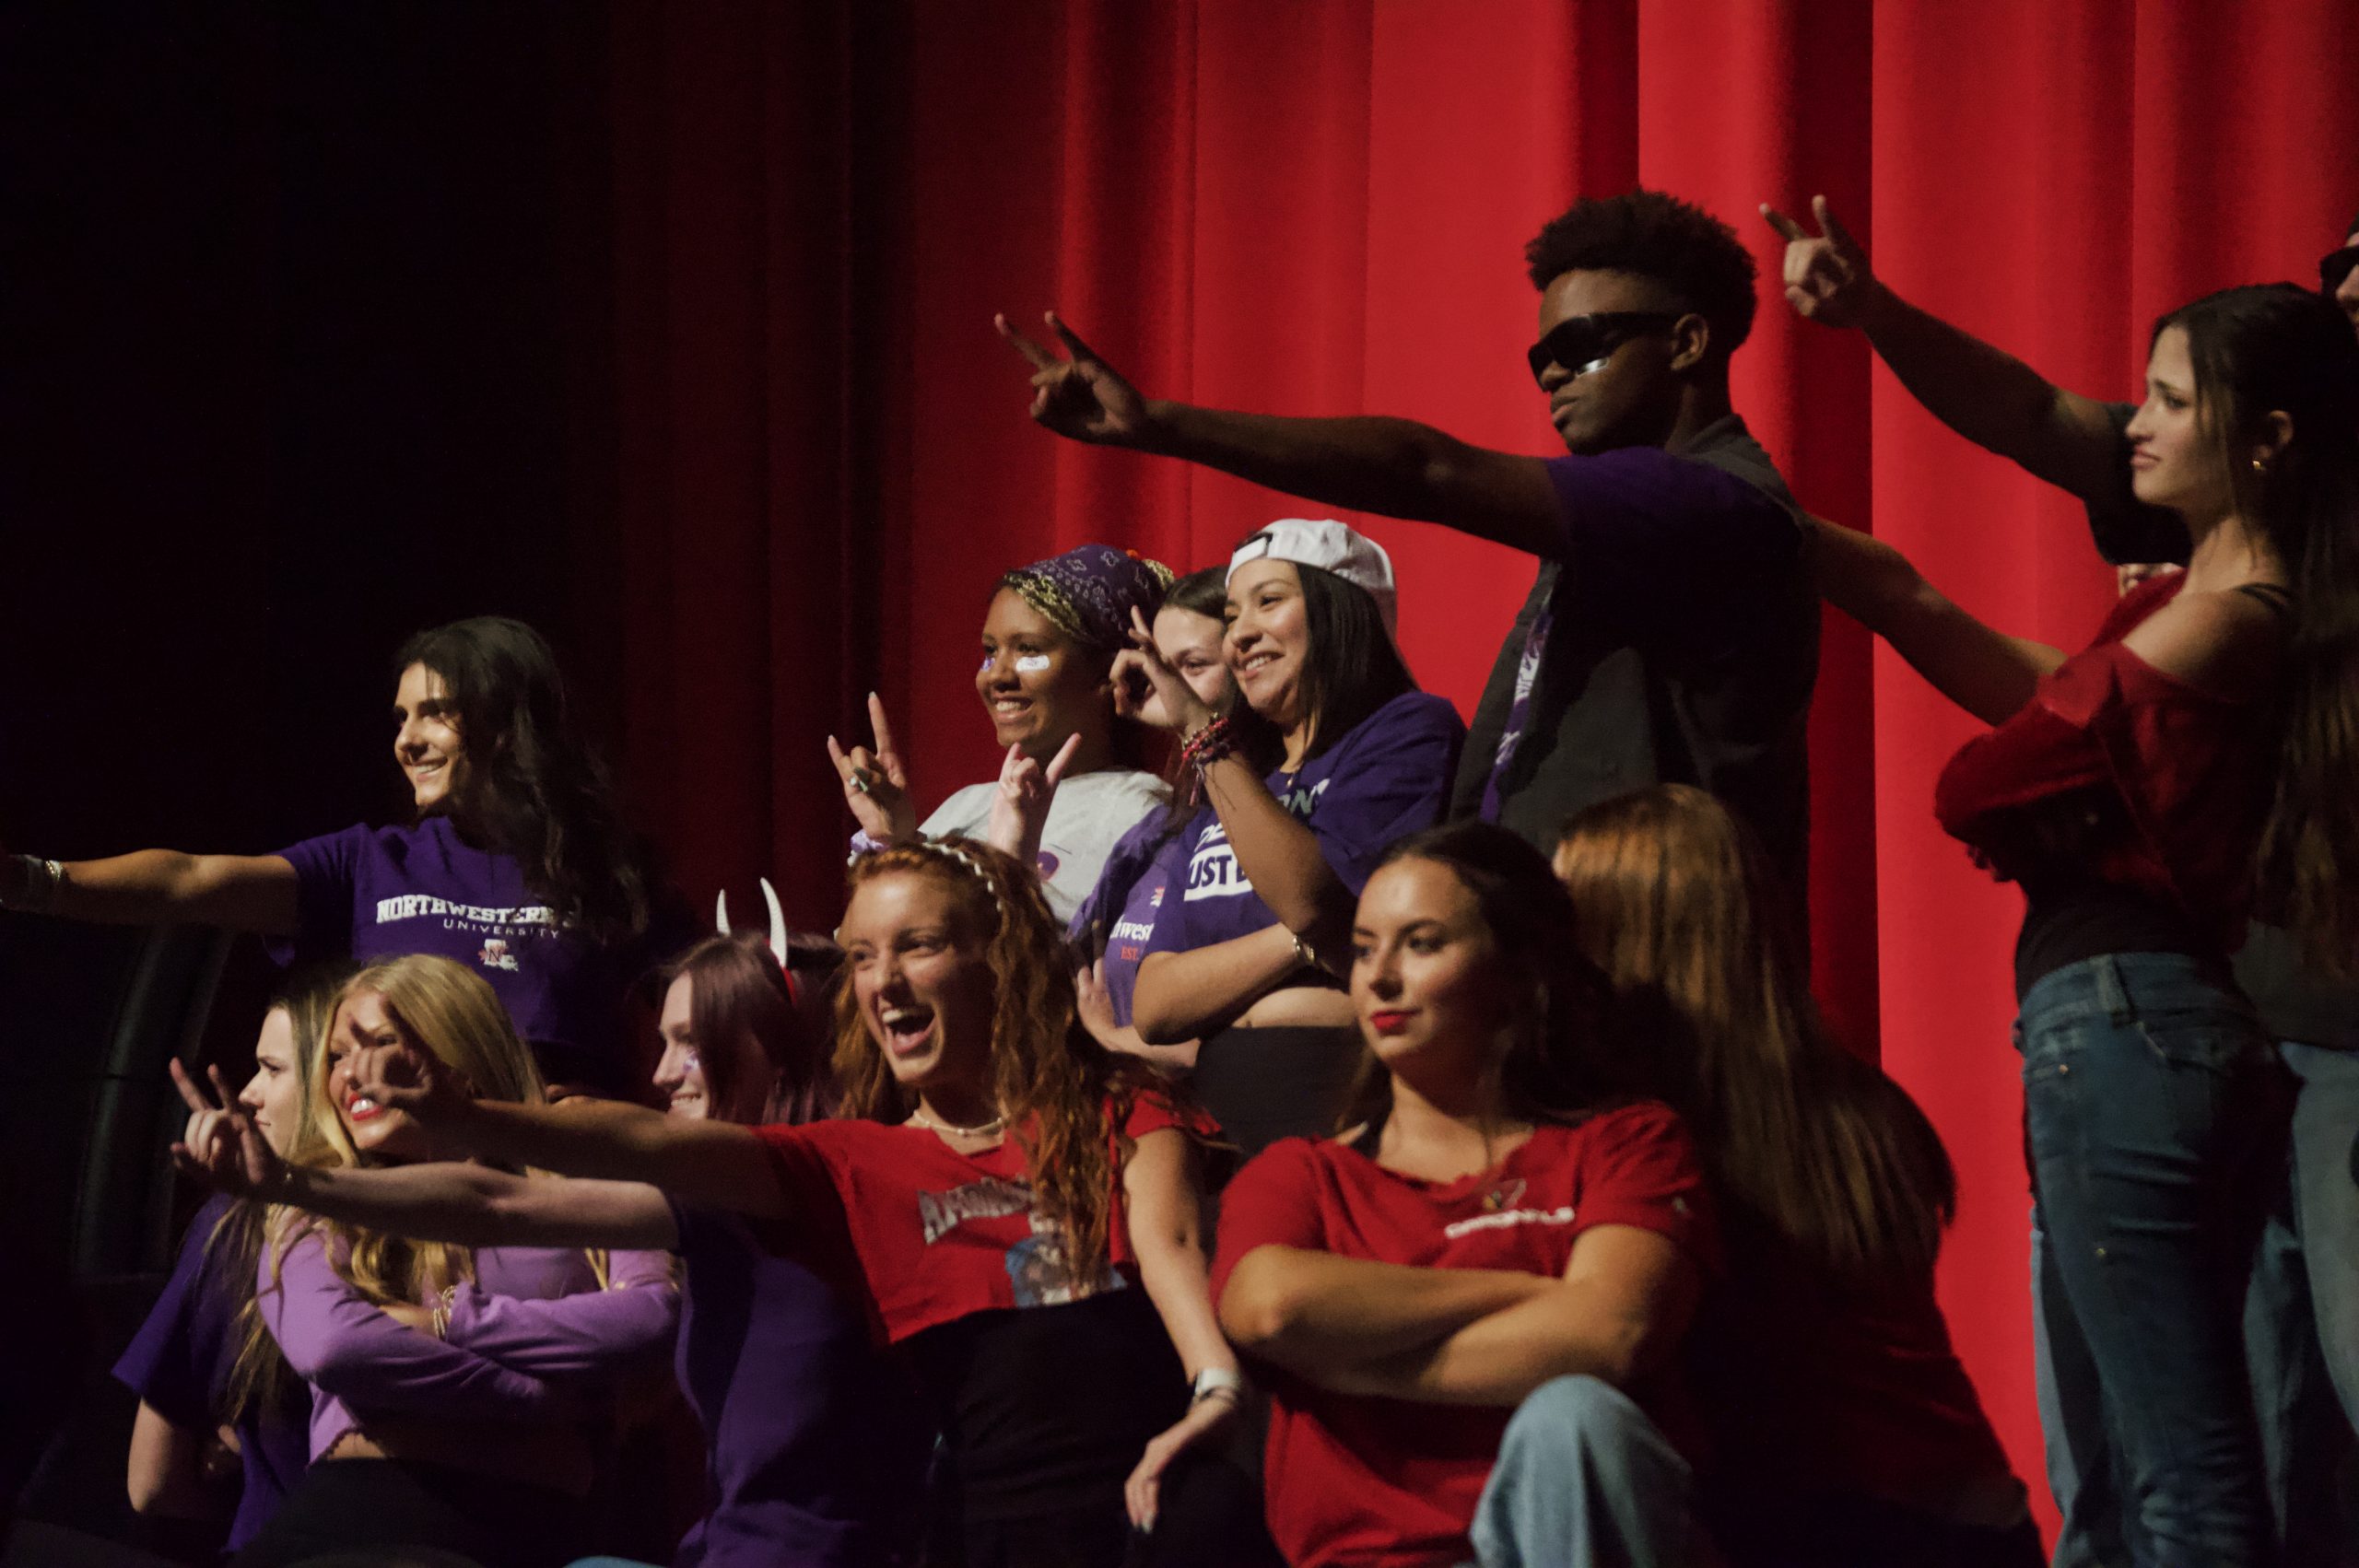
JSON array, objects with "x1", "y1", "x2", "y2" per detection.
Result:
[
  {"x1": 1759, "y1": 204, "x2": 1811, "y2": 243},
  {"x1": 1044, "y1": 731, "x2": 1083, "y2": 788},
  {"x1": 866, "y1": 692, "x2": 899, "y2": 757},
  {"x1": 995, "y1": 312, "x2": 1059, "y2": 370}
]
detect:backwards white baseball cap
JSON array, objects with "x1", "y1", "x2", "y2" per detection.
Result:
[{"x1": 1227, "y1": 519, "x2": 1398, "y2": 637}]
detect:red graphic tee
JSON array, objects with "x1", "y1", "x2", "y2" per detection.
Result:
[
  {"x1": 754, "y1": 1092, "x2": 1206, "y2": 1345},
  {"x1": 1210, "y1": 1100, "x2": 1719, "y2": 1568}
]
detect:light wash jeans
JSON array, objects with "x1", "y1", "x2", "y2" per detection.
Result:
[
  {"x1": 2018, "y1": 953, "x2": 2283, "y2": 1567},
  {"x1": 1464, "y1": 1375, "x2": 1703, "y2": 1568}
]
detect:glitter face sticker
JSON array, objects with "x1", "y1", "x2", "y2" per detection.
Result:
[{"x1": 1014, "y1": 655, "x2": 1052, "y2": 674}]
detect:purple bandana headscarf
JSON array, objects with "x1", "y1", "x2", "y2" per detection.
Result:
[{"x1": 999, "y1": 544, "x2": 1175, "y2": 652}]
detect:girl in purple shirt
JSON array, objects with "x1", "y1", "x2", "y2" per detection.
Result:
[
  {"x1": 1121, "y1": 521, "x2": 1465, "y2": 1157},
  {"x1": 2, "y1": 616, "x2": 671, "y2": 1095},
  {"x1": 176, "y1": 954, "x2": 678, "y2": 1568},
  {"x1": 180, "y1": 918, "x2": 929, "y2": 1568}
]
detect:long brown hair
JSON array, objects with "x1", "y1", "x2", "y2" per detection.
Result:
[
  {"x1": 1338, "y1": 820, "x2": 1618, "y2": 1133},
  {"x1": 1554, "y1": 785, "x2": 1954, "y2": 1278},
  {"x1": 2161, "y1": 286, "x2": 2359, "y2": 973},
  {"x1": 663, "y1": 929, "x2": 839, "y2": 1126},
  {"x1": 830, "y1": 838, "x2": 1179, "y2": 1286}
]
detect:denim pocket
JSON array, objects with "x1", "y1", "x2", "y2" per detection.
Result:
[{"x1": 2132, "y1": 1010, "x2": 2263, "y2": 1074}]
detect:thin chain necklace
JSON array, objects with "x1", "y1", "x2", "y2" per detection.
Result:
[{"x1": 908, "y1": 1106, "x2": 1005, "y2": 1139}]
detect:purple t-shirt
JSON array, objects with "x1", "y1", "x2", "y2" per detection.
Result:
[
  {"x1": 1143, "y1": 692, "x2": 1464, "y2": 956},
  {"x1": 667, "y1": 1201, "x2": 930, "y2": 1568},
  {"x1": 1067, "y1": 813, "x2": 1191, "y2": 1029},
  {"x1": 1457, "y1": 423, "x2": 1815, "y2": 908},
  {"x1": 112, "y1": 1194, "x2": 312, "y2": 1550},
  {"x1": 271, "y1": 818, "x2": 656, "y2": 1090}
]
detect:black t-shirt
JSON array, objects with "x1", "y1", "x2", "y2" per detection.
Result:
[
  {"x1": 1451, "y1": 415, "x2": 1819, "y2": 912},
  {"x1": 2084, "y1": 401, "x2": 2356, "y2": 1047}
]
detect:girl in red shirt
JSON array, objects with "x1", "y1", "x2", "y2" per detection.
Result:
[
  {"x1": 311, "y1": 837, "x2": 1244, "y2": 1568},
  {"x1": 1213, "y1": 820, "x2": 1720, "y2": 1568},
  {"x1": 1811, "y1": 284, "x2": 2359, "y2": 1564},
  {"x1": 1556, "y1": 783, "x2": 2036, "y2": 1566}
]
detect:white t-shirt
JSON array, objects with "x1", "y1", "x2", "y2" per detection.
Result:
[{"x1": 921, "y1": 768, "x2": 1167, "y2": 924}]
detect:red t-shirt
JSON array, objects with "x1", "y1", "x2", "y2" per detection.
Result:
[
  {"x1": 1689, "y1": 1242, "x2": 2016, "y2": 1512},
  {"x1": 1210, "y1": 1101, "x2": 1718, "y2": 1568},
  {"x1": 753, "y1": 1092, "x2": 1203, "y2": 1345}
]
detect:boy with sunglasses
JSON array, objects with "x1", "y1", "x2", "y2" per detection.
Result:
[
  {"x1": 999, "y1": 189, "x2": 1819, "y2": 911},
  {"x1": 1765, "y1": 194, "x2": 2359, "y2": 1568}
]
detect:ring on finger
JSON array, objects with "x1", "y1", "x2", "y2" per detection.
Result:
[{"x1": 849, "y1": 770, "x2": 874, "y2": 796}]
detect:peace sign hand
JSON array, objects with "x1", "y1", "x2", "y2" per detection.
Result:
[
  {"x1": 827, "y1": 692, "x2": 918, "y2": 842},
  {"x1": 994, "y1": 311, "x2": 1151, "y2": 447},
  {"x1": 1760, "y1": 195, "x2": 1885, "y2": 331},
  {"x1": 985, "y1": 731, "x2": 1082, "y2": 872},
  {"x1": 169, "y1": 1059, "x2": 288, "y2": 1200}
]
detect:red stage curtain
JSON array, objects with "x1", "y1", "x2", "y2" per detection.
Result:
[{"x1": 593, "y1": 3, "x2": 2359, "y2": 1538}]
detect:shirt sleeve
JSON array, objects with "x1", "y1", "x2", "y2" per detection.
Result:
[
  {"x1": 258, "y1": 1223, "x2": 557, "y2": 1420},
  {"x1": 263, "y1": 823, "x2": 372, "y2": 966},
  {"x1": 1568, "y1": 1103, "x2": 1721, "y2": 1279},
  {"x1": 2083, "y1": 401, "x2": 2191, "y2": 567},
  {"x1": 1542, "y1": 448, "x2": 1802, "y2": 606},
  {"x1": 1208, "y1": 1140, "x2": 1332, "y2": 1306},
  {"x1": 437, "y1": 1249, "x2": 679, "y2": 1380},
  {"x1": 1309, "y1": 695, "x2": 1466, "y2": 895},
  {"x1": 112, "y1": 1195, "x2": 236, "y2": 1426}
]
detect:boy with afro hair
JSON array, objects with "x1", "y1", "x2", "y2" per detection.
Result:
[{"x1": 1000, "y1": 188, "x2": 1818, "y2": 912}]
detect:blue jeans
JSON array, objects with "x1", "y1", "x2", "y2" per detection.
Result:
[
  {"x1": 1466, "y1": 1375, "x2": 1702, "y2": 1568},
  {"x1": 2247, "y1": 1041, "x2": 2359, "y2": 1565},
  {"x1": 2019, "y1": 953, "x2": 2284, "y2": 1567}
]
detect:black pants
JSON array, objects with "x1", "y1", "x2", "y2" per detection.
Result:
[
  {"x1": 232, "y1": 1457, "x2": 586, "y2": 1568},
  {"x1": 1707, "y1": 1487, "x2": 2047, "y2": 1568}
]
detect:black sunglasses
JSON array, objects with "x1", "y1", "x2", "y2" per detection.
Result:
[
  {"x1": 2322, "y1": 245, "x2": 2359, "y2": 297},
  {"x1": 1526, "y1": 311, "x2": 1682, "y2": 387}
]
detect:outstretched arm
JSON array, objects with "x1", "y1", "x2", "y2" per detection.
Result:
[
  {"x1": 1764, "y1": 196, "x2": 2125, "y2": 503},
  {"x1": 2, "y1": 850, "x2": 299, "y2": 932},
  {"x1": 1811, "y1": 515, "x2": 2061, "y2": 725},
  {"x1": 997, "y1": 312, "x2": 1561, "y2": 557}
]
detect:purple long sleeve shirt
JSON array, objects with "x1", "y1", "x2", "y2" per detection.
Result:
[{"x1": 260, "y1": 1223, "x2": 677, "y2": 1460}]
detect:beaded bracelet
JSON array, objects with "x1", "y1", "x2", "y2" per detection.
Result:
[{"x1": 1180, "y1": 715, "x2": 1234, "y2": 771}]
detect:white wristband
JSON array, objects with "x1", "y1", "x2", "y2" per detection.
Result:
[{"x1": 1191, "y1": 1366, "x2": 1245, "y2": 1403}]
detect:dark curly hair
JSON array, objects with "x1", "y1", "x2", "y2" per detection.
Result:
[{"x1": 1524, "y1": 189, "x2": 1759, "y2": 364}]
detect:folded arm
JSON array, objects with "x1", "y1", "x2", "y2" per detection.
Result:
[
  {"x1": 1130, "y1": 924, "x2": 1303, "y2": 1046},
  {"x1": 1218, "y1": 1246, "x2": 1554, "y2": 1375},
  {"x1": 440, "y1": 1247, "x2": 679, "y2": 1380},
  {"x1": 260, "y1": 1226, "x2": 559, "y2": 1421}
]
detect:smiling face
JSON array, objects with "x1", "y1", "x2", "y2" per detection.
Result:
[
  {"x1": 976, "y1": 590, "x2": 1112, "y2": 761},
  {"x1": 393, "y1": 662, "x2": 470, "y2": 814},
  {"x1": 238, "y1": 1007, "x2": 310, "y2": 1159},
  {"x1": 1225, "y1": 559, "x2": 1313, "y2": 731},
  {"x1": 1351, "y1": 857, "x2": 1517, "y2": 1092},
  {"x1": 1533, "y1": 268, "x2": 1689, "y2": 456},
  {"x1": 840, "y1": 871, "x2": 997, "y2": 1100},
  {"x1": 651, "y1": 974, "x2": 715, "y2": 1120},
  {"x1": 2126, "y1": 326, "x2": 2233, "y2": 521},
  {"x1": 1143, "y1": 604, "x2": 1235, "y2": 725},
  {"x1": 322, "y1": 989, "x2": 434, "y2": 1162}
]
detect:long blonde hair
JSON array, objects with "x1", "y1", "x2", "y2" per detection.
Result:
[
  {"x1": 215, "y1": 966, "x2": 347, "y2": 1422},
  {"x1": 1555, "y1": 785, "x2": 1954, "y2": 1279},
  {"x1": 270, "y1": 954, "x2": 598, "y2": 1307}
]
